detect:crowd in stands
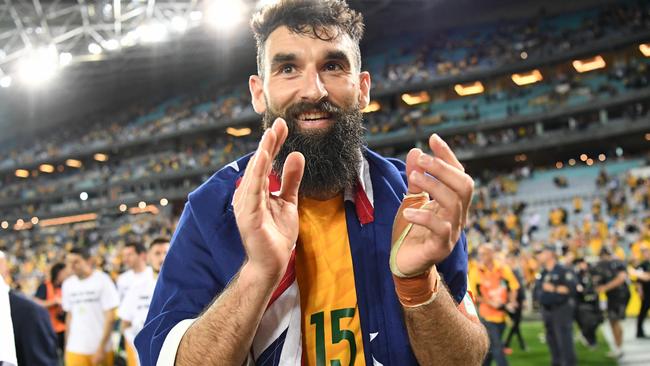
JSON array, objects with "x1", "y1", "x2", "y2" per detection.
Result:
[
  {"x1": 0, "y1": 0, "x2": 648, "y2": 173},
  {"x1": 367, "y1": 0, "x2": 650, "y2": 89}
]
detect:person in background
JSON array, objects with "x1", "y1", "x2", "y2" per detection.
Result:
[
  {"x1": 117, "y1": 242, "x2": 152, "y2": 301},
  {"x1": 573, "y1": 257, "x2": 602, "y2": 348},
  {"x1": 1, "y1": 250, "x2": 58, "y2": 366},
  {"x1": 537, "y1": 244, "x2": 577, "y2": 366},
  {"x1": 634, "y1": 246, "x2": 650, "y2": 338},
  {"x1": 34, "y1": 262, "x2": 70, "y2": 356},
  {"x1": 119, "y1": 237, "x2": 170, "y2": 366},
  {"x1": 470, "y1": 243, "x2": 519, "y2": 366},
  {"x1": 62, "y1": 246, "x2": 120, "y2": 366},
  {"x1": 594, "y1": 247, "x2": 630, "y2": 359},
  {"x1": 504, "y1": 250, "x2": 527, "y2": 353}
]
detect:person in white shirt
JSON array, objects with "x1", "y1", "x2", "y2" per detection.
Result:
[
  {"x1": 62, "y1": 246, "x2": 119, "y2": 366},
  {"x1": 117, "y1": 242, "x2": 152, "y2": 301},
  {"x1": 119, "y1": 237, "x2": 170, "y2": 366}
]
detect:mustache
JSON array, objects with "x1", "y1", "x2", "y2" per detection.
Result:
[{"x1": 282, "y1": 100, "x2": 343, "y2": 123}]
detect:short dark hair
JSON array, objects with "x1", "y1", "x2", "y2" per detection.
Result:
[
  {"x1": 250, "y1": 0, "x2": 364, "y2": 77},
  {"x1": 148, "y1": 237, "x2": 171, "y2": 251},
  {"x1": 69, "y1": 246, "x2": 92, "y2": 260},
  {"x1": 125, "y1": 242, "x2": 147, "y2": 255},
  {"x1": 50, "y1": 262, "x2": 66, "y2": 281}
]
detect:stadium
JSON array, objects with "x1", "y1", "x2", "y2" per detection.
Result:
[{"x1": 0, "y1": 0, "x2": 648, "y2": 365}]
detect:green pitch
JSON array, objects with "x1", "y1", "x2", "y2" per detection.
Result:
[{"x1": 506, "y1": 321, "x2": 615, "y2": 366}]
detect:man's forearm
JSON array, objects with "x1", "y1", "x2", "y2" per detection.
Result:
[
  {"x1": 403, "y1": 283, "x2": 488, "y2": 366},
  {"x1": 176, "y1": 264, "x2": 279, "y2": 366}
]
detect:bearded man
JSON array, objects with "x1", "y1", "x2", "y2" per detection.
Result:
[{"x1": 136, "y1": 1, "x2": 488, "y2": 365}]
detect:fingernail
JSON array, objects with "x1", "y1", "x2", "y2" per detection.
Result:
[
  {"x1": 403, "y1": 208, "x2": 417, "y2": 219},
  {"x1": 418, "y1": 154, "x2": 433, "y2": 165}
]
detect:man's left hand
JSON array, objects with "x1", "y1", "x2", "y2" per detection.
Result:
[
  {"x1": 395, "y1": 134, "x2": 474, "y2": 277},
  {"x1": 91, "y1": 348, "x2": 106, "y2": 366}
]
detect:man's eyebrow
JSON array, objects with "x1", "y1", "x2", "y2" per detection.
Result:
[
  {"x1": 270, "y1": 53, "x2": 296, "y2": 67},
  {"x1": 324, "y1": 50, "x2": 351, "y2": 65}
]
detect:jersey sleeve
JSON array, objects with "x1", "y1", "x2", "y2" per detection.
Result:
[
  {"x1": 61, "y1": 281, "x2": 71, "y2": 312},
  {"x1": 118, "y1": 287, "x2": 136, "y2": 322},
  {"x1": 100, "y1": 274, "x2": 120, "y2": 311}
]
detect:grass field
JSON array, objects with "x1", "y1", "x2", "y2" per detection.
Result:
[{"x1": 506, "y1": 321, "x2": 615, "y2": 366}]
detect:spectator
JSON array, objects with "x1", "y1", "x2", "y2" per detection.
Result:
[{"x1": 62, "y1": 246, "x2": 120, "y2": 366}]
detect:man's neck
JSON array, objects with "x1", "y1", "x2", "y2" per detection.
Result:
[
  {"x1": 78, "y1": 269, "x2": 93, "y2": 280},
  {"x1": 132, "y1": 263, "x2": 147, "y2": 273}
]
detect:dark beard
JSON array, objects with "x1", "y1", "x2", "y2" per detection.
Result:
[{"x1": 263, "y1": 100, "x2": 365, "y2": 198}]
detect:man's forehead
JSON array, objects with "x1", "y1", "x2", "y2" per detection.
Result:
[{"x1": 264, "y1": 25, "x2": 355, "y2": 62}]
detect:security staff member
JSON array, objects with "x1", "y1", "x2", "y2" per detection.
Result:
[
  {"x1": 537, "y1": 245, "x2": 577, "y2": 366},
  {"x1": 574, "y1": 257, "x2": 602, "y2": 347}
]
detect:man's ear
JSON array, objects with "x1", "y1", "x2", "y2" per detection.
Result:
[
  {"x1": 249, "y1": 75, "x2": 267, "y2": 114},
  {"x1": 358, "y1": 71, "x2": 371, "y2": 109}
]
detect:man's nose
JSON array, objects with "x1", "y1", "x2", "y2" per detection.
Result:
[{"x1": 299, "y1": 69, "x2": 328, "y2": 103}]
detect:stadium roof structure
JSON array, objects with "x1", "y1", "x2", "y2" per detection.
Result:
[{"x1": 0, "y1": 0, "x2": 612, "y2": 141}]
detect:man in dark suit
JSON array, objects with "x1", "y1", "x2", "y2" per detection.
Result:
[{"x1": 0, "y1": 251, "x2": 58, "y2": 366}]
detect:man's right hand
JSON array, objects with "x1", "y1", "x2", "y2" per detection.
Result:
[{"x1": 233, "y1": 118, "x2": 305, "y2": 285}]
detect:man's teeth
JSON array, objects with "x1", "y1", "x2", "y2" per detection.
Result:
[{"x1": 298, "y1": 112, "x2": 330, "y2": 121}]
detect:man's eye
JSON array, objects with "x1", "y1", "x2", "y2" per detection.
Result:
[
  {"x1": 325, "y1": 63, "x2": 343, "y2": 71},
  {"x1": 281, "y1": 65, "x2": 294, "y2": 74}
]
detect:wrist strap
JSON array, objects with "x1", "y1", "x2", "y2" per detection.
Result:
[{"x1": 393, "y1": 268, "x2": 440, "y2": 307}]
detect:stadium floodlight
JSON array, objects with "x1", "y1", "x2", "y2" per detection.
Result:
[
  {"x1": 226, "y1": 127, "x2": 252, "y2": 137},
  {"x1": 598, "y1": 154, "x2": 606, "y2": 162},
  {"x1": 0, "y1": 221, "x2": 8, "y2": 230},
  {"x1": 401, "y1": 91, "x2": 430, "y2": 105},
  {"x1": 171, "y1": 16, "x2": 188, "y2": 33},
  {"x1": 205, "y1": 0, "x2": 247, "y2": 31},
  {"x1": 555, "y1": 162, "x2": 563, "y2": 169},
  {"x1": 640, "y1": 43, "x2": 650, "y2": 57},
  {"x1": 454, "y1": 81, "x2": 484, "y2": 96},
  {"x1": 138, "y1": 201, "x2": 147, "y2": 209},
  {"x1": 15, "y1": 169, "x2": 29, "y2": 178},
  {"x1": 568, "y1": 159, "x2": 576, "y2": 166},
  {"x1": 103, "y1": 39, "x2": 120, "y2": 51},
  {"x1": 65, "y1": 159, "x2": 83, "y2": 168},
  {"x1": 16, "y1": 219, "x2": 24, "y2": 227},
  {"x1": 616, "y1": 147, "x2": 623, "y2": 157},
  {"x1": 160, "y1": 198, "x2": 169, "y2": 206},
  {"x1": 121, "y1": 31, "x2": 138, "y2": 47},
  {"x1": 94, "y1": 153, "x2": 109, "y2": 162},
  {"x1": 17, "y1": 46, "x2": 60, "y2": 86},
  {"x1": 119, "y1": 204, "x2": 128, "y2": 212},
  {"x1": 59, "y1": 52, "x2": 73, "y2": 67},
  {"x1": 39, "y1": 164, "x2": 55, "y2": 173},
  {"x1": 0, "y1": 75, "x2": 11, "y2": 88},
  {"x1": 190, "y1": 11, "x2": 203, "y2": 21},
  {"x1": 520, "y1": 51, "x2": 528, "y2": 60},
  {"x1": 362, "y1": 100, "x2": 381, "y2": 113},
  {"x1": 88, "y1": 43, "x2": 103, "y2": 55},
  {"x1": 511, "y1": 69, "x2": 543, "y2": 86},
  {"x1": 80, "y1": 192, "x2": 89, "y2": 201},
  {"x1": 138, "y1": 23, "x2": 168, "y2": 43},
  {"x1": 580, "y1": 154, "x2": 588, "y2": 162},
  {"x1": 572, "y1": 55, "x2": 605, "y2": 73},
  {"x1": 31, "y1": 217, "x2": 39, "y2": 225}
]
